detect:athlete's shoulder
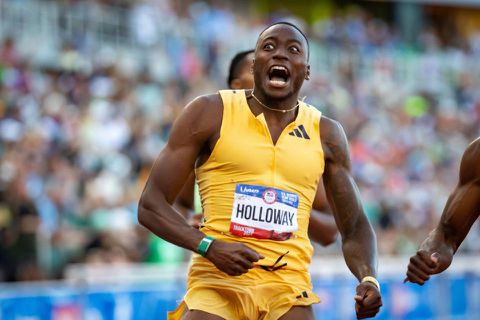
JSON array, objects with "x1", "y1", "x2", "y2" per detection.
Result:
[
  {"x1": 178, "y1": 93, "x2": 223, "y2": 138},
  {"x1": 186, "y1": 93, "x2": 223, "y2": 113},
  {"x1": 463, "y1": 137, "x2": 480, "y2": 162},
  {"x1": 183, "y1": 93, "x2": 223, "y2": 121},
  {"x1": 320, "y1": 115, "x2": 345, "y2": 140},
  {"x1": 460, "y1": 137, "x2": 480, "y2": 182},
  {"x1": 319, "y1": 115, "x2": 349, "y2": 164},
  {"x1": 466, "y1": 137, "x2": 480, "y2": 152}
]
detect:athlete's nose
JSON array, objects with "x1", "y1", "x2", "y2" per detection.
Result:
[{"x1": 272, "y1": 46, "x2": 288, "y2": 60}]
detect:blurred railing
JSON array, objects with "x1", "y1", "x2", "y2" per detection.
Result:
[{"x1": 1, "y1": 255, "x2": 480, "y2": 319}]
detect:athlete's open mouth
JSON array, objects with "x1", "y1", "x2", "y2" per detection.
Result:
[{"x1": 268, "y1": 65, "x2": 289, "y2": 86}]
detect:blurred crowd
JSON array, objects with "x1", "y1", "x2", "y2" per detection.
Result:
[{"x1": 1, "y1": 0, "x2": 480, "y2": 281}]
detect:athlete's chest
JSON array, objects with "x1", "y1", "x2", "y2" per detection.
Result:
[{"x1": 214, "y1": 116, "x2": 324, "y2": 184}]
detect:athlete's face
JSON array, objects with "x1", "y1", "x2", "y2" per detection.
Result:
[
  {"x1": 253, "y1": 25, "x2": 310, "y2": 100},
  {"x1": 229, "y1": 52, "x2": 255, "y2": 90}
]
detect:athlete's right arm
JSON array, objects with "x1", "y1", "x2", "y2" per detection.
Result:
[
  {"x1": 406, "y1": 138, "x2": 480, "y2": 285},
  {"x1": 138, "y1": 94, "x2": 263, "y2": 276}
]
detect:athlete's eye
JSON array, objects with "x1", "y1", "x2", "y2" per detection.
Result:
[
  {"x1": 290, "y1": 46, "x2": 301, "y2": 54},
  {"x1": 264, "y1": 43, "x2": 274, "y2": 50}
]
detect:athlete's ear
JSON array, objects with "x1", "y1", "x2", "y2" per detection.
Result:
[{"x1": 305, "y1": 65, "x2": 310, "y2": 80}]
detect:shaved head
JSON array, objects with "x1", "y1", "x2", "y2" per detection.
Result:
[{"x1": 257, "y1": 21, "x2": 309, "y2": 60}]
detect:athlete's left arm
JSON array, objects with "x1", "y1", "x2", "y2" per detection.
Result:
[
  {"x1": 309, "y1": 182, "x2": 338, "y2": 246},
  {"x1": 320, "y1": 116, "x2": 382, "y2": 319}
]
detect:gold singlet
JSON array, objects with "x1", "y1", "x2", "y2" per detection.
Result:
[{"x1": 168, "y1": 89, "x2": 325, "y2": 320}]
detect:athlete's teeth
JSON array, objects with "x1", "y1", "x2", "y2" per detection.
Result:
[
  {"x1": 272, "y1": 66, "x2": 287, "y2": 72},
  {"x1": 271, "y1": 79, "x2": 286, "y2": 85}
]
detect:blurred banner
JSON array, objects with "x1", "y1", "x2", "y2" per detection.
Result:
[{"x1": 1, "y1": 256, "x2": 480, "y2": 320}]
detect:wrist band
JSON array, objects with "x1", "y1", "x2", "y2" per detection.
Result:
[
  {"x1": 361, "y1": 276, "x2": 381, "y2": 292},
  {"x1": 198, "y1": 236, "x2": 215, "y2": 257}
]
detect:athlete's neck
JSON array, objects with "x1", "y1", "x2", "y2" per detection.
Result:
[{"x1": 249, "y1": 89, "x2": 299, "y2": 113}]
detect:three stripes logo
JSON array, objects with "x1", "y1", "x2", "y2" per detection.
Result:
[{"x1": 288, "y1": 124, "x2": 310, "y2": 140}]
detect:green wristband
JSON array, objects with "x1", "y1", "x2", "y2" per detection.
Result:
[{"x1": 198, "y1": 236, "x2": 215, "y2": 257}]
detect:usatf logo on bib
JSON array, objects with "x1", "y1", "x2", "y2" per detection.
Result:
[
  {"x1": 262, "y1": 189, "x2": 277, "y2": 204},
  {"x1": 230, "y1": 184, "x2": 299, "y2": 241}
]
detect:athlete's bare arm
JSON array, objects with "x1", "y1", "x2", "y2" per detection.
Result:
[
  {"x1": 174, "y1": 172, "x2": 195, "y2": 217},
  {"x1": 138, "y1": 94, "x2": 263, "y2": 276},
  {"x1": 320, "y1": 116, "x2": 381, "y2": 319},
  {"x1": 406, "y1": 137, "x2": 480, "y2": 285},
  {"x1": 309, "y1": 183, "x2": 338, "y2": 246}
]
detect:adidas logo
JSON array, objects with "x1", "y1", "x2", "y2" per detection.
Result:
[{"x1": 288, "y1": 124, "x2": 310, "y2": 140}]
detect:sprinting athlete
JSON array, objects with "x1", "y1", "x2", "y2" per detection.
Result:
[{"x1": 139, "y1": 22, "x2": 382, "y2": 319}]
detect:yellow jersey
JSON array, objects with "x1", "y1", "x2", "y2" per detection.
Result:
[{"x1": 195, "y1": 90, "x2": 325, "y2": 272}]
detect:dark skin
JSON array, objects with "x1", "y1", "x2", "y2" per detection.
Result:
[
  {"x1": 405, "y1": 137, "x2": 480, "y2": 285},
  {"x1": 175, "y1": 51, "x2": 338, "y2": 246},
  {"x1": 138, "y1": 24, "x2": 381, "y2": 319}
]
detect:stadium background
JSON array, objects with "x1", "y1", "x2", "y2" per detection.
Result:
[{"x1": 1, "y1": 0, "x2": 480, "y2": 319}]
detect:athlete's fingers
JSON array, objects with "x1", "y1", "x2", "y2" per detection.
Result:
[
  {"x1": 232, "y1": 255, "x2": 254, "y2": 270},
  {"x1": 409, "y1": 254, "x2": 437, "y2": 274},
  {"x1": 359, "y1": 298, "x2": 382, "y2": 311},
  {"x1": 416, "y1": 250, "x2": 439, "y2": 269},
  {"x1": 407, "y1": 261, "x2": 431, "y2": 281},
  {"x1": 354, "y1": 283, "x2": 368, "y2": 305},
  {"x1": 357, "y1": 310, "x2": 380, "y2": 319},
  {"x1": 356, "y1": 297, "x2": 382, "y2": 319},
  {"x1": 357, "y1": 312, "x2": 378, "y2": 319},
  {"x1": 240, "y1": 245, "x2": 264, "y2": 262},
  {"x1": 358, "y1": 306, "x2": 381, "y2": 316},
  {"x1": 406, "y1": 270, "x2": 427, "y2": 285},
  {"x1": 362, "y1": 290, "x2": 382, "y2": 307},
  {"x1": 354, "y1": 295, "x2": 364, "y2": 305}
]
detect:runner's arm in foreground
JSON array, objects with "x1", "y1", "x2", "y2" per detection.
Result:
[
  {"x1": 321, "y1": 117, "x2": 381, "y2": 319},
  {"x1": 138, "y1": 94, "x2": 263, "y2": 276},
  {"x1": 405, "y1": 138, "x2": 480, "y2": 285}
]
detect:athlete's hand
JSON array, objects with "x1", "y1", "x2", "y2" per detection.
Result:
[
  {"x1": 205, "y1": 240, "x2": 264, "y2": 276},
  {"x1": 405, "y1": 250, "x2": 452, "y2": 285},
  {"x1": 354, "y1": 282, "x2": 382, "y2": 319}
]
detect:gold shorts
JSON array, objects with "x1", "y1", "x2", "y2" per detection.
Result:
[{"x1": 168, "y1": 256, "x2": 320, "y2": 320}]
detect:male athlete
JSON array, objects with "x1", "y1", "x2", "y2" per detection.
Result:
[
  {"x1": 405, "y1": 137, "x2": 480, "y2": 285},
  {"x1": 139, "y1": 22, "x2": 382, "y2": 319},
  {"x1": 177, "y1": 49, "x2": 338, "y2": 246}
]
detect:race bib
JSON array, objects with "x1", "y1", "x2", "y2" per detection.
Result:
[{"x1": 230, "y1": 184, "x2": 299, "y2": 241}]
